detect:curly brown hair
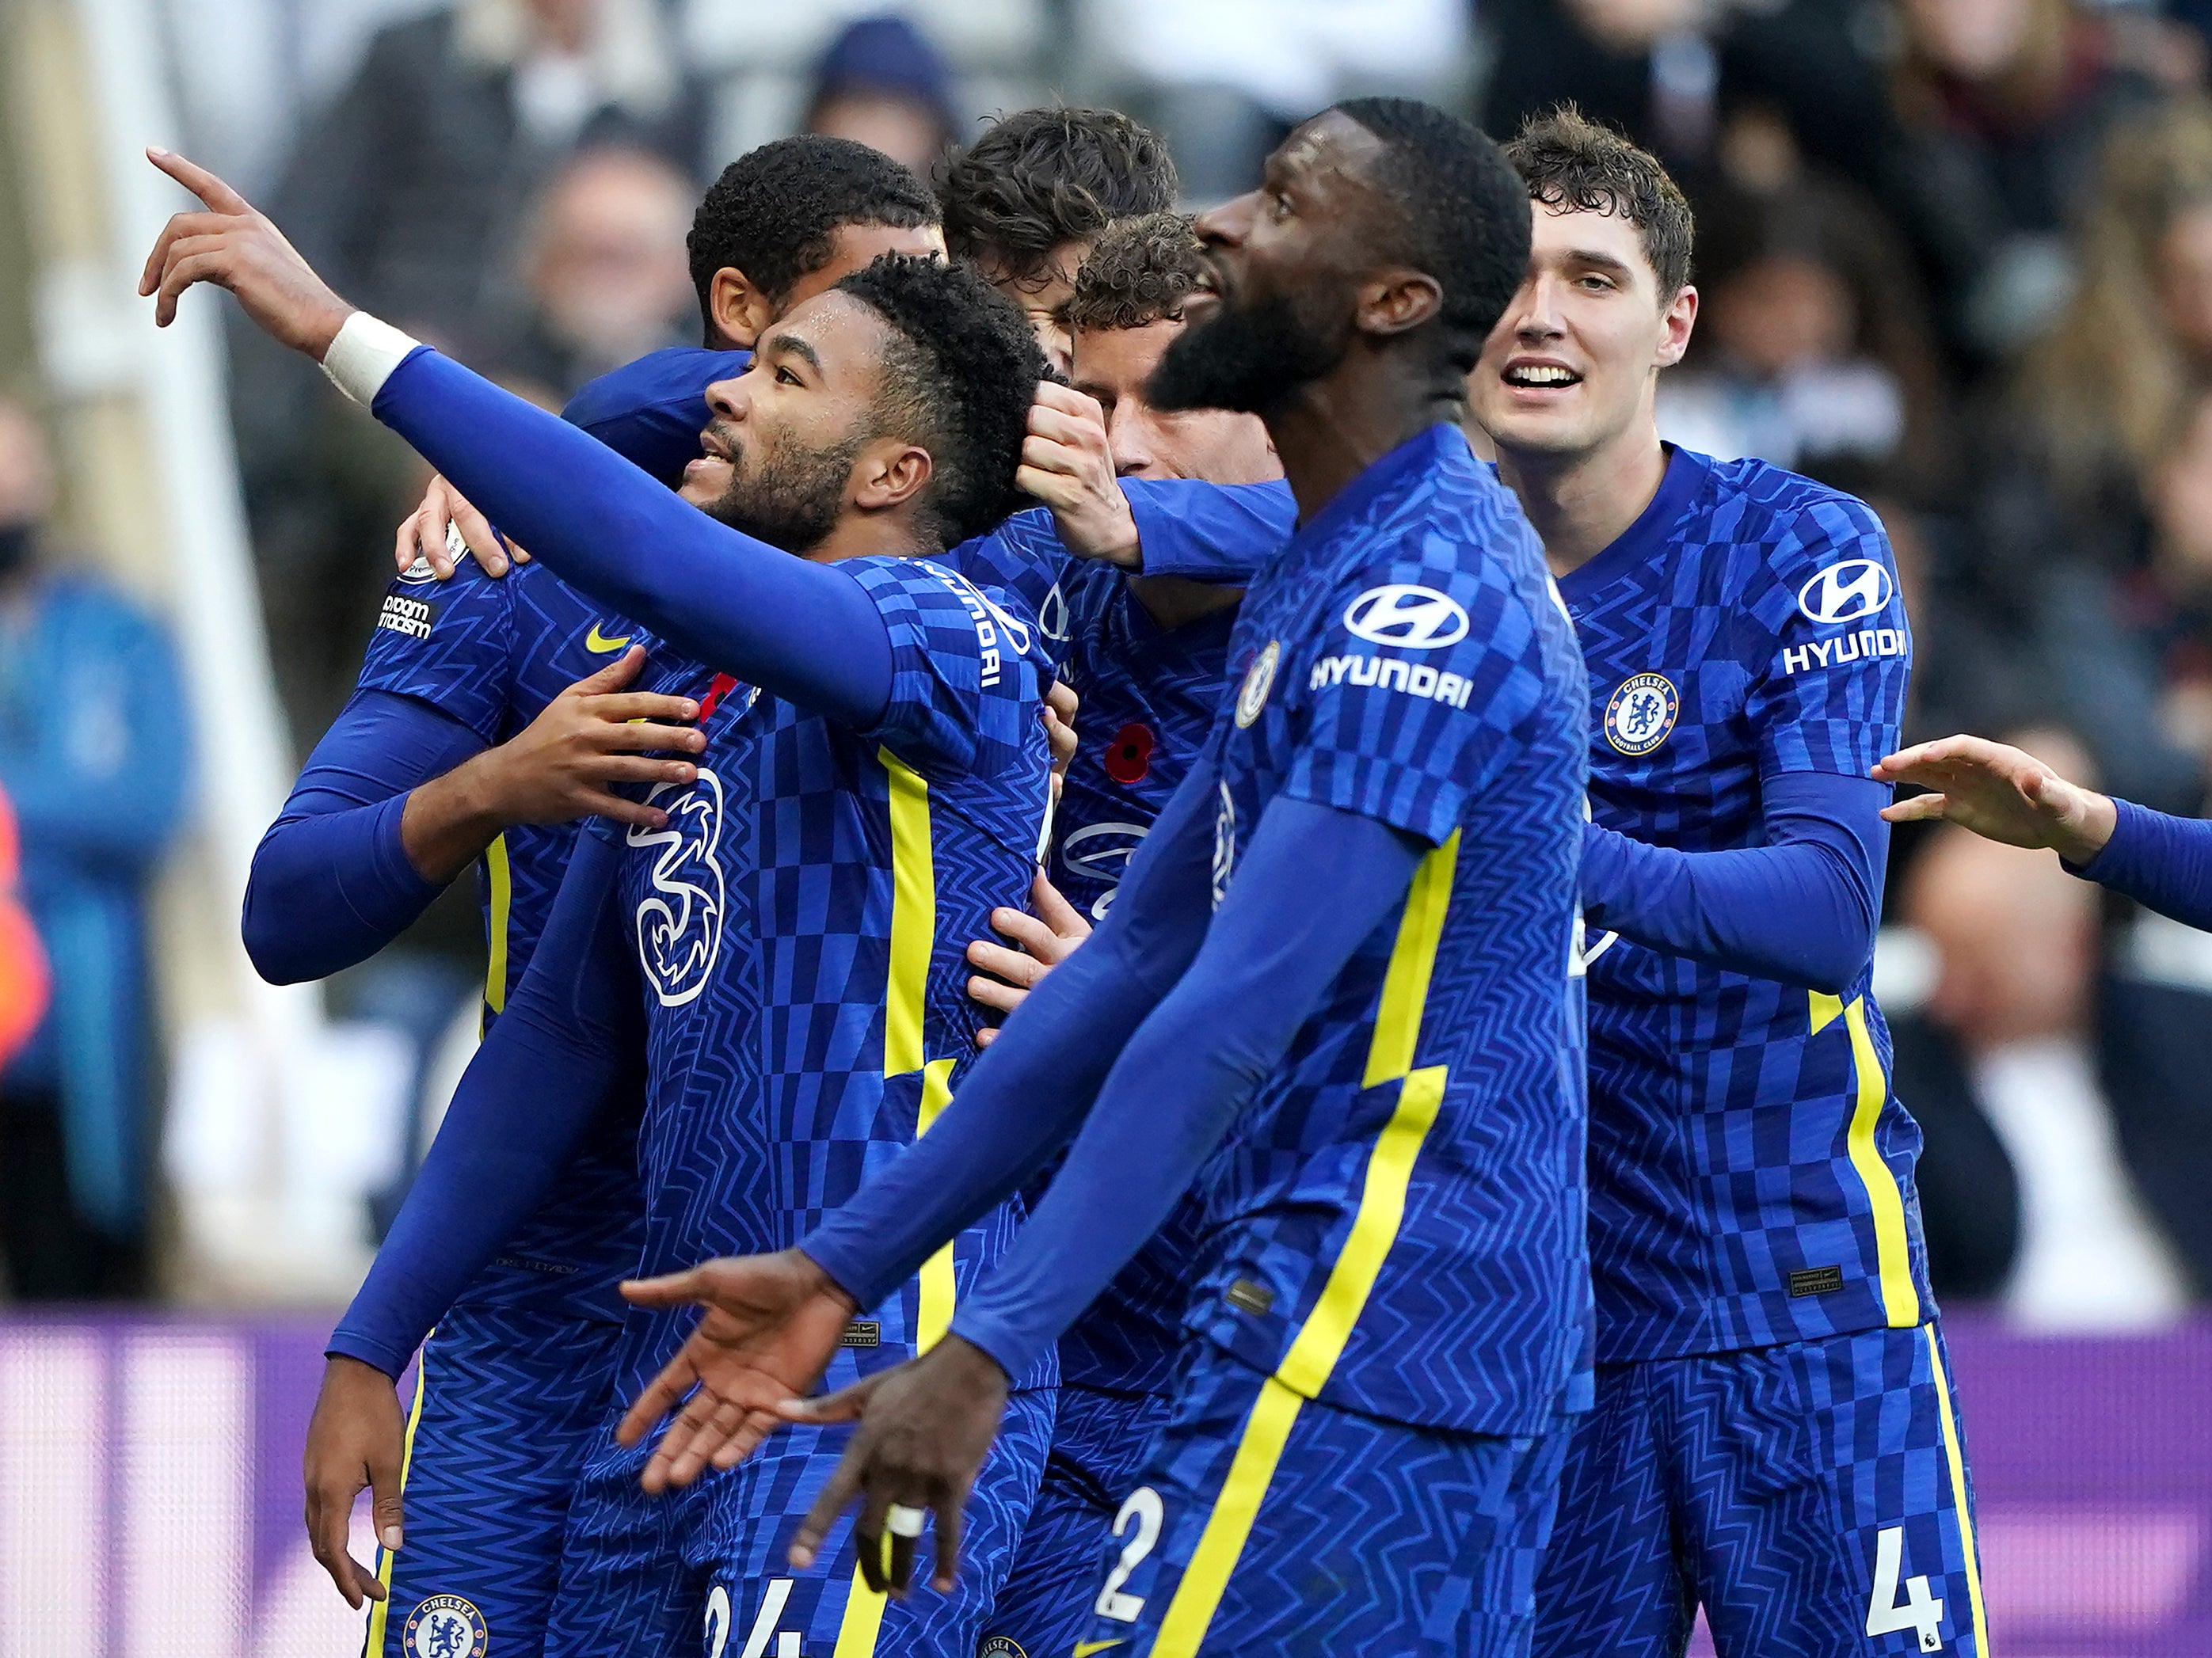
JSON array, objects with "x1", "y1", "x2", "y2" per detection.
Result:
[
  {"x1": 1063, "y1": 213, "x2": 1206, "y2": 334},
  {"x1": 937, "y1": 108, "x2": 1178, "y2": 285},
  {"x1": 1505, "y1": 105, "x2": 1694, "y2": 298}
]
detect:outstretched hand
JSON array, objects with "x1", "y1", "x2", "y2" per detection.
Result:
[
  {"x1": 1872, "y1": 734, "x2": 2117, "y2": 864},
  {"x1": 780, "y1": 1335, "x2": 1011, "y2": 1596},
  {"x1": 616, "y1": 1249, "x2": 859, "y2": 1493},
  {"x1": 139, "y1": 148, "x2": 352, "y2": 357}
]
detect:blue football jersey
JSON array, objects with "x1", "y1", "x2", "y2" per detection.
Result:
[
  {"x1": 605, "y1": 555, "x2": 1060, "y2": 1388},
  {"x1": 1560, "y1": 445, "x2": 1925, "y2": 1362},
  {"x1": 356, "y1": 557, "x2": 647, "y2": 1319},
  {"x1": 1043, "y1": 563, "x2": 1243, "y2": 1398},
  {"x1": 1182, "y1": 424, "x2": 1590, "y2": 1435},
  {"x1": 1045, "y1": 563, "x2": 1239, "y2": 921}
]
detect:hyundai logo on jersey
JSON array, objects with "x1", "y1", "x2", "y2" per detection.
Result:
[
  {"x1": 1343, "y1": 584, "x2": 1471, "y2": 649},
  {"x1": 1796, "y1": 560, "x2": 1894, "y2": 626}
]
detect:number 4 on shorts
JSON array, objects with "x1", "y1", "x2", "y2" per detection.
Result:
[{"x1": 1865, "y1": 1525, "x2": 1946, "y2": 1652}]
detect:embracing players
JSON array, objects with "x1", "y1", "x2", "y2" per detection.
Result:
[
  {"x1": 616, "y1": 98, "x2": 1592, "y2": 1657},
  {"x1": 248, "y1": 133, "x2": 943, "y2": 1656},
  {"x1": 150, "y1": 147, "x2": 1067, "y2": 1657}
]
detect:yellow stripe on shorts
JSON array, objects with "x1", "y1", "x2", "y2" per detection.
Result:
[
  {"x1": 364, "y1": 1342, "x2": 430, "y2": 1655},
  {"x1": 1925, "y1": 1325, "x2": 1989, "y2": 1656},
  {"x1": 1152, "y1": 833, "x2": 1460, "y2": 1658}
]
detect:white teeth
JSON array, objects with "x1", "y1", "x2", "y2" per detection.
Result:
[{"x1": 1509, "y1": 365, "x2": 1576, "y2": 386}]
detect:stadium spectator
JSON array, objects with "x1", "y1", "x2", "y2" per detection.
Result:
[
  {"x1": 0, "y1": 400, "x2": 189, "y2": 1301},
  {"x1": 801, "y1": 14, "x2": 961, "y2": 176},
  {"x1": 231, "y1": 0, "x2": 713, "y2": 751},
  {"x1": 1887, "y1": 0, "x2": 2167, "y2": 362},
  {"x1": 475, "y1": 146, "x2": 698, "y2": 401},
  {"x1": 1897, "y1": 735, "x2": 2212, "y2": 1323},
  {"x1": 2012, "y1": 98, "x2": 2212, "y2": 566},
  {"x1": 0, "y1": 785, "x2": 49, "y2": 1072},
  {"x1": 1479, "y1": 0, "x2": 1903, "y2": 200},
  {"x1": 1660, "y1": 120, "x2": 1951, "y2": 491},
  {"x1": 266, "y1": 0, "x2": 707, "y2": 346}
]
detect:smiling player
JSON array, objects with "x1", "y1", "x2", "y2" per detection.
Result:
[
  {"x1": 1469, "y1": 109, "x2": 1985, "y2": 1658},
  {"x1": 150, "y1": 150, "x2": 1068, "y2": 1655}
]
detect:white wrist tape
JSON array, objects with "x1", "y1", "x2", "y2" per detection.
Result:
[{"x1": 319, "y1": 311, "x2": 421, "y2": 405}]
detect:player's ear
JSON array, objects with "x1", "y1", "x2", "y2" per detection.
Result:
[
  {"x1": 851, "y1": 439, "x2": 934, "y2": 515},
  {"x1": 710, "y1": 266, "x2": 775, "y2": 351},
  {"x1": 1357, "y1": 267, "x2": 1444, "y2": 339},
  {"x1": 1654, "y1": 283, "x2": 1698, "y2": 370}
]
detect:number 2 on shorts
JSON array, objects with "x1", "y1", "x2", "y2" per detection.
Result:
[{"x1": 1095, "y1": 1487, "x2": 1166, "y2": 1622}]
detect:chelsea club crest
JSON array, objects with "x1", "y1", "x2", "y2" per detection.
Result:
[
  {"x1": 1235, "y1": 641, "x2": 1280, "y2": 728},
  {"x1": 1604, "y1": 672, "x2": 1679, "y2": 756},
  {"x1": 404, "y1": 1594, "x2": 489, "y2": 1658}
]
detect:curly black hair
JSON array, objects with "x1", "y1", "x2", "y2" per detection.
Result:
[
  {"x1": 834, "y1": 253, "x2": 1048, "y2": 548},
  {"x1": 1064, "y1": 213, "x2": 1205, "y2": 333},
  {"x1": 938, "y1": 108, "x2": 1178, "y2": 285},
  {"x1": 1333, "y1": 97, "x2": 1532, "y2": 371},
  {"x1": 687, "y1": 135, "x2": 938, "y2": 316},
  {"x1": 1506, "y1": 105, "x2": 1694, "y2": 297}
]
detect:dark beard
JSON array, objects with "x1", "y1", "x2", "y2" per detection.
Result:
[
  {"x1": 1147, "y1": 289, "x2": 1344, "y2": 415},
  {"x1": 699, "y1": 425, "x2": 866, "y2": 553}
]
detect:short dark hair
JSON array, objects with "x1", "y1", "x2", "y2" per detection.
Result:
[
  {"x1": 687, "y1": 136, "x2": 938, "y2": 313},
  {"x1": 938, "y1": 108, "x2": 1178, "y2": 285},
  {"x1": 834, "y1": 253, "x2": 1047, "y2": 547},
  {"x1": 1064, "y1": 213, "x2": 1206, "y2": 333},
  {"x1": 1331, "y1": 97, "x2": 1532, "y2": 371},
  {"x1": 1505, "y1": 106, "x2": 1694, "y2": 297}
]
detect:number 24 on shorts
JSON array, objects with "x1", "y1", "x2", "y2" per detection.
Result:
[{"x1": 704, "y1": 1582, "x2": 799, "y2": 1658}]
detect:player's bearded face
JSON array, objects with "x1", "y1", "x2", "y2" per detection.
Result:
[
  {"x1": 693, "y1": 416, "x2": 866, "y2": 555},
  {"x1": 1146, "y1": 280, "x2": 1344, "y2": 416}
]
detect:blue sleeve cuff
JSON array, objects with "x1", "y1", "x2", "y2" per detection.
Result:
[
  {"x1": 325, "y1": 1327, "x2": 413, "y2": 1379},
  {"x1": 1121, "y1": 479, "x2": 1293, "y2": 583}
]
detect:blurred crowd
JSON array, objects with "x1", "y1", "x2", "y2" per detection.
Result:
[{"x1": 3, "y1": 0, "x2": 2211, "y2": 1318}]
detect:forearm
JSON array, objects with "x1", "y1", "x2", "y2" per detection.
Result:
[
  {"x1": 350, "y1": 341, "x2": 893, "y2": 723},
  {"x1": 1581, "y1": 771, "x2": 1888, "y2": 993},
  {"x1": 2074, "y1": 797, "x2": 2212, "y2": 930},
  {"x1": 245, "y1": 795, "x2": 440, "y2": 983},
  {"x1": 950, "y1": 799, "x2": 1426, "y2": 1380},
  {"x1": 1120, "y1": 478, "x2": 1294, "y2": 582},
  {"x1": 327, "y1": 832, "x2": 633, "y2": 1373},
  {"x1": 242, "y1": 690, "x2": 485, "y2": 983},
  {"x1": 398, "y1": 754, "x2": 507, "y2": 885}
]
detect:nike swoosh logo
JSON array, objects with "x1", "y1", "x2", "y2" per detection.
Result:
[
  {"x1": 585, "y1": 623, "x2": 632, "y2": 653},
  {"x1": 1073, "y1": 1642, "x2": 1128, "y2": 1656}
]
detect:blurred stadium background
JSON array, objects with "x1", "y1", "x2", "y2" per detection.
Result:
[{"x1": 0, "y1": 0, "x2": 2206, "y2": 1650}]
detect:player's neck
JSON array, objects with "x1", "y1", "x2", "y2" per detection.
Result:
[
  {"x1": 1495, "y1": 413, "x2": 1668, "y2": 579},
  {"x1": 1264, "y1": 351, "x2": 1463, "y2": 524},
  {"x1": 800, "y1": 512, "x2": 933, "y2": 565}
]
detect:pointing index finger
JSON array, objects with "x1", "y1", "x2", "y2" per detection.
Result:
[{"x1": 147, "y1": 146, "x2": 252, "y2": 215}]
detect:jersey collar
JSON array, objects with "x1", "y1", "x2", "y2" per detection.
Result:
[
  {"x1": 1554, "y1": 443, "x2": 1709, "y2": 603},
  {"x1": 1285, "y1": 422, "x2": 1466, "y2": 558}
]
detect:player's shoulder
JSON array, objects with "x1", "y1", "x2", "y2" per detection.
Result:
[
  {"x1": 944, "y1": 505, "x2": 1067, "y2": 621},
  {"x1": 371, "y1": 549, "x2": 512, "y2": 648},
  {"x1": 562, "y1": 345, "x2": 748, "y2": 430},
  {"x1": 844, "y1": 553, "x2": 1052, "y2": 686},
  {"x1": 1694, "y1": 454, "x2": 1892, "y2": 576}
]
